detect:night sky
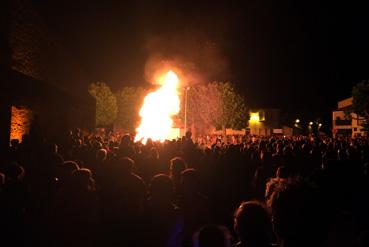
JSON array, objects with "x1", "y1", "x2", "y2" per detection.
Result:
[{"x1": 34, "y1": 0, "x2": 369, "y2": 122}]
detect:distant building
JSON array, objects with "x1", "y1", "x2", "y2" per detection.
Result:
[
  {"x1": 332, "y1": 97, "x2": 365, "y2": 137},
  {"x1": 247, "y1": 109, "x2": 291, "y2": 136}
]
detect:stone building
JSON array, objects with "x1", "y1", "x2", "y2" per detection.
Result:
[
  {"x1": 0, "y1": 0, "x2": 95, "y2": 150},
  {"x1": 247, "y1": 109, "x2": 285, "y2": 136},
  {"x1": 332, "y1": 97, "x2": 366, "y2": 137}
]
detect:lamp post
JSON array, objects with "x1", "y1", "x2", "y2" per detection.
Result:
[
  {"x1": 184, "y1": 87, "x2": 190, "y2": 135},
  {"x1": 294, "y1": 119, "x2": 300, "y2": 128}
]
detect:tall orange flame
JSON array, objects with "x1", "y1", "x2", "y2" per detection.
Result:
[{"x1": 134, "y1": 70, "x2": 180, "y2": 144}]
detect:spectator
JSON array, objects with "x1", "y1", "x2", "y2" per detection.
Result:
[
  {"x1": 234, "y1": 201, "x2": 274, "y2": 247},
  {"x1": 169, "y1": 157, "x2": 187, "y2": 193},
  {"x1": 179, "y1": 168, "x2": 210, "y2": 246},
  {"x1": 143, "y1": 174, "x2": 183, "y2": 247},
  {"x1": 193, "y1": 225, "x2": 232, "y2": 247},
  {"x1": 268, "y1": 180, "x2": 331, "y2": 247}
]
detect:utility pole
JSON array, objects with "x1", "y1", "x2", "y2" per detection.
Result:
[{"x1": 184, "y1": 87, "x2": 190, "y2": 135}]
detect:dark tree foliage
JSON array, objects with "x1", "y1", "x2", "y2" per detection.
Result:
[
  {"x1": 88, "y1": 82, "x2": 118, "y2": 127},
  {"x1": 186, "y1": 82, "x2": 248, "y2": 132},
  {"x1": 115, "y1": 87, "x2": 148, "y2": 132},
  {"x1": 352, "y1": 80, "x2": 369, "y2": 131}
]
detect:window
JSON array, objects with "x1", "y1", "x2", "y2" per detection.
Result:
[{"x1": 335, "y1": 119, "x2": 351, "y2": 125}]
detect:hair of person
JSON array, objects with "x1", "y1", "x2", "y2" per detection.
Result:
[
  {"x1": 276, "y1": 166, "x2": 289, "y2": 178},
  {"x1": 193, "y1": 224, "x2": 232, "y2": 247},
  {"x1": 268, "y1": 179, "x2": 330, "y2": 246},
  {"x1": 110, "y1": 156, "x2": 135, "y2": 176},
  {"x1": 170, "y1": 157, "x2": 187, "y2": 175},
  {"x1": 181, "y1": 168, "x2": 198, "y2": 188},
  {"x1": 96, "y1": 148, "x2": 107, "y2": 160},
  {"x1": 70, "y1": 168, "x2": 95, "y2": 191},
  {"x1": 150, "y1": 173, "x2": 173, "y2": 198},
  {"x1": 0, "y1": 173, "x2": 5, "y2": 186},
  {"x1": 63, "y1": 161, "x2": 80, "y2": 173},
  {"x1": 8, "y1": 162, "x2": 25, "y2": 181},
  {"x1": 234, "y1": 200, "x2": 271, "y2": 243}
]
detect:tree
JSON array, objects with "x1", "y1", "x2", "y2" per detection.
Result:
[
  {"x1": 215, "y1": 82, "x2": 248, "y2": 130},
  {"x1": 88, "y1": 82, "x2": 118, "y2": 127},
  {"x1": 115, "y1": 86, "x2": 148, "y2": 132},
  {"x1": 352, "y1": 80, "x2": 369, "y2": 131},
  {"x1": 185, "y1": 82, "x2": 221, "y2": 133},
  {"x1": 185, "y1": 82, "x2": 247, "y2": 133}
]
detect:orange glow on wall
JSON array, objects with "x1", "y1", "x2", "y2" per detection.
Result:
[{"x1": 10, "y1": 106, "x2": 32, "y2": 142}]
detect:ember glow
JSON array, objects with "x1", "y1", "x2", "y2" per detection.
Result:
[{"x1": 134, "y1": 70, "x2": 180, "y2": 144}]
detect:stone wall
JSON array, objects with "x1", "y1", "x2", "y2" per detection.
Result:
[
  {"x1": 0, "y1": 1, "x2": 10, "y2": 69},
  {"x1": 8, "y1": 0, "x2": 90, "y2": 95},
  {"x1": 9, "y1": 0, "x2": 45, "y2": 80},
  {"x1": 10, "y1": 105, "x2": 32, "y2": 142},
  {"x1": 0, "y1": 0, "x2": 95, "y2": 149}
]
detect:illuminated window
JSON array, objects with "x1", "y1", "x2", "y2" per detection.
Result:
[{"x1": 249, "y1": 112, "x2": 260, "y2": 123}]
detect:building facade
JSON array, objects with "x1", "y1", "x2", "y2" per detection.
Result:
[
  {"x1": 0, "y1": 0, "x2": 94, "y2": 151},
  {"x1": 247, "y1": 109, "x2": 291, "y2": 136},
  {"x1": 332, "y1": 97, "x2": 366, "y2": 137}
]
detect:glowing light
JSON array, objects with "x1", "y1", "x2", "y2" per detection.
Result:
[
  {"x1": 309, "y1": 121, "x2": 314, "y2": 125},
  {"x1": 10, "y1": 106, "x2": 32, "y2": 143},
  {"x1": 249, "y1": 112, "x2": 260, "y2": 123},
  {"x1": 318, "y1": 123, "x2": 322, "y2": 127},
  {"x1": 134, "y1": 70, "x2": 180, "y2": 144},
  {"x1": 295, "y1": 119, "x2": 300, "y2": 123}
]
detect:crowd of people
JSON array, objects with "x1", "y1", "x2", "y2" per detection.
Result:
[{"x1": 1, "y1": 128, "x2": 369, "y2": 247}]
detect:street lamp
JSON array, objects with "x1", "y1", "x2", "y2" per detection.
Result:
[
  {"x1": 295, "y1": 119, "x2": 300, "y2": 124},
  {"x1": 184, "y1": 87, "x2": 190, "y2": 134}
]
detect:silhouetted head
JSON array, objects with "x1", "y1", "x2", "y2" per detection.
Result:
[
  {"x1": 148, "y1": 147, "x2": 159, "y2": 159},
  {"x1": 193, "y1": 225, "x2": 231, "y2": 247},
  {"x1": 276, "y1": 166, "x2": 289, "y2": 179},
  {"x1": 60, "y1": 161, "x2": 80, "y2": 182},
  {"x1": 64, "y1": 161, "x2": 80, "y2": 171},
  {"x1": 73, "y1": 138, "x2": 83, "y2": 148},
  {"x1": 109, "y1": 156, "x2": 135, "y2": 179},
  {"x1": 93, "y1": 141, "x2": 103, "y2": 150},
  {"x1": 96, "y1": 148, "x2": 107, "y2": 162},
  {"x1": 146, "y1": 138, "x2": 153, "y2": 147},
  {"x1": 234, "y1": 201, "x2": 272, "y2": 245},
  {"x1": 170, "y1": 157, "x2": 187, "y2": 179},
  {"x1": 70, "y1": 168, "x2": 95, "y2": 192},
  {"x1": 181, "y1": 168, "x2": 198, "y2": 193},
  {"x1": 7, "y1": 162, "x2": 25, "y2": 182},
  {"x1": 121, "y1": 134, "x2": 131, "y2": 146},
  {"x1": 261, "y1": 151, "x2": 272, "y2": 164},
  {"x1": 149, "y1": 174, "x2": 173, "y2": 202},
  {"x1": 185, "y1": 131, "x2": 192, "y2": 140},
  {"x1": 283, "y1": 146, "x2": 293, "y2": 156},
  {"x1": 10, "y1": 139, "x2": 20, "y2": 148},
  {"x1": 46, "y1": 142, "x2": 58, "y2": 155},
  {"x1": 0, "y1": 173, "x2": 5, "y2": 187},
  {"x1": 268, "y1": 180, "x2": 330, "y2": 247}
]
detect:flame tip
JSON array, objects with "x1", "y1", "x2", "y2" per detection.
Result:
[{"x1": 134, "y1": 70, "x2": 181, "y2": 144}]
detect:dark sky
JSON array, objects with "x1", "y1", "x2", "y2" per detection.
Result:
[{"x1": 35, "y1": 0, "x2": 369, "y2": 120}]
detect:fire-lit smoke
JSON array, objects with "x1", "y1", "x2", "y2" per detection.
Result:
[
  {"x1": 134, "y1": 70, "x2": 180, "y2": 144},
  {"x1": 144, "y1": 31, "x2": 230, "y2": 87}
]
